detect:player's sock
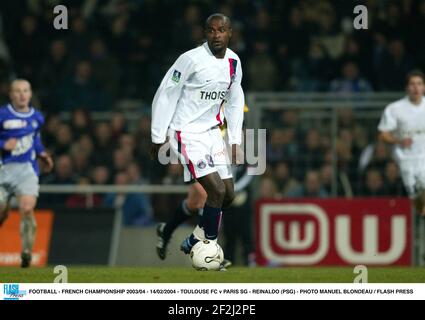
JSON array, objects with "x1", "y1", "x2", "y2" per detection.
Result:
[
  {"x1": 20, "y1": 214, "x2": 37, "y2": 254},
  {"x1": 201, "y1": 205, "x2": 222, "y2": 240},
  {"x1": 163, "y1": 200, "x2": 192, "y2": 239}
]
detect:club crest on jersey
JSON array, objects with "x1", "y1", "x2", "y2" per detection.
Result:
[
  {"x1": 172, "y1": 70, "x2": 182, "y2": 83},
  {"x1": 32, "y1": 120, "x2": 38, "y2": 128},
  {"x1": 197, "y1": 159, "x2": 207, "y2": 169},
  {"x1": 205, "y1": 154, "x2": 214, "y2": 167},
  {"x1": 3, "y1": 119, "x2": 27, "y2": 129}
]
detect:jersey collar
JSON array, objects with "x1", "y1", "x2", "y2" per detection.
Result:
[
  {"x1": 405, "y1": 96, "x2": 425, "y2": 108},
  {"x1": 7, "y1": 104, "x2": 35, "y2": 118},
  {"x1": 203, "y1": 42, "x2": 228, "y2": 59}
]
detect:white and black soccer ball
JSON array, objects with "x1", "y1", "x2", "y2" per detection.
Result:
[{"x1": 190, "y1": 240, "x2": 224, "y2": 271}]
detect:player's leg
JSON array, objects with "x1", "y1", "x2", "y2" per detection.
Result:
[
  {"x1": 197, "y1": 172, "x2": 226, "y2": 238},
  {"x1": 414, "y1": 165, "x2": 425, "y2": 216},
  {"x1": 17, "y1": 195, "x2": 37, "y2": 268},
  {"x1": 176, "y1": 182, "x2": 208, "y2": 243},
  {"x1": 12, "y1": 163, "x2": 40, "y2": 268},
  {"x1": 413, "y1": 192, "x2": 425, "y2": 216},
  {"x1": 0, "y1": 168, "x2": 12, "y2": 226},
  {"x1": 156, "y1": 182, "x2": 207, "y2": 260},
  {"x1": 0, "y1": 187, "x2": 11, "y2": 227},
  {"x1": 222, "y1": 178, "x2": 235, "y2": 209},
  {"x1": 182, "y1": 128, "x2": 236, "y2": 265},
  {"x1": 163, "y1": 130, "x2": 214, "y2": 254},
  {"x1": 165, "y1": 182, "x2": 207, "y2": 238},
  {"x1": 220, "y1": 179, "x2": 237, "y2": 268},
  {"x1": 171, "y1": 128, "x2": 231, "y2": 253},
  {"x1": 399, "y1": 163, "x2": 419, "y2": 215},
  {"x1": 193, "y1": 173, "x2": 234, "y2": 270},
  {"x1": 181, "y1": 172, "x2": 226, "y2": 253},
  {"x1": 222, "y1": 204, "x2": 237, "y2": 263}
]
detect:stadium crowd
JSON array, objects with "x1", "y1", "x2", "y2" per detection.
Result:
[
  {"x1": 0, "y1": 0, "x2": 417, "y2": 222},
  {"x1": 1, "y1": 0, "x2": 425, "y2": 105}
]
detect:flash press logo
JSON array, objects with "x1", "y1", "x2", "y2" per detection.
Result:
[{"x1": 3, "y1": 284, "x2": 27, "y2": 300}]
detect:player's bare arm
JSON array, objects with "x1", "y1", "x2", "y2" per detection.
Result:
[
  {"x1": 231, "y1": 144, "x2": 244, "y2": 166},
  {"x1": 379, "y1": 131, "x2": 413, "y2": 148},
  {"x1": 150, "y1": 142, "x2": 166, "y2": 161},
  {"x1": 38, "y1": 151, "x2": 54, "y2": 173}
]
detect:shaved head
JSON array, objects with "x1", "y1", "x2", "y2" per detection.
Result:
[
  {"x1": 9, "y1": 79, "x2": 32, "y2": 110},
  {"x1": 205, "y1": 13, "x2": 232, "y2": 29},
  {"x1": 205, "y1": 13, "x2": 232, "y2": 58},
  {"x1": 10, "y1": 79, "x2": 32, "y2": 91}
]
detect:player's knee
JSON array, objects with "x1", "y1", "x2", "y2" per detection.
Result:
[
  {"x1": 207, "y1": 184, "x2": 226, "y2": 206},
  {"x1": 187, "y1": 189, "x2": 207, "y2": 210},
  {"x1": 222, "y1": 191, "x2": 235, "y2": 209},
  {"x1": 186, "y1": 198, "x2": 203, "y2": 211}
]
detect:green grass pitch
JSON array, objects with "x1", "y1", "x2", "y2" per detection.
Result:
[{"x1": 0, "y1": 267, "x2": 424, "y2": 283}]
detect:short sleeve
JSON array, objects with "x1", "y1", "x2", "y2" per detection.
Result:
[{"x1": 378, "y1": 106, "x2": 397, "y2": 132}]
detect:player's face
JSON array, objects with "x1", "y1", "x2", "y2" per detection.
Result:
[
  {"x1": 406, "y1": 76, "x2": 425, "y2": 100},
  {"x1": 205, "y1": 18, "x2": 232, "y2": 55},
  {"x1": 10, "y1": 81, "x2": 32, "y2": 108}
]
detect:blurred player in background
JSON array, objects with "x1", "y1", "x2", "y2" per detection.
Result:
[
  {"x1": 150, "y1": 14, "x2": 244, "y2": 260},
  {"x1": 379, "y1": 70, "x2": 425, "y2": 216},
  {"x1": 0, "y1": 80, "x2": 53, "y2": 267}
]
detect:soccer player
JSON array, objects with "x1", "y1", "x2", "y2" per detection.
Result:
[
  {"x1": 150, "y1": 14, "x2": 244, "y2": 256},
  {"x1": 0, "y1": 79, "x2": 53, "y2": 267},
  {"x1": 378, "y1": 70, "x2": 425, "y2": 216},
  {"x1": 156, "y1": 107, "x2": 250, "y2": 263}
]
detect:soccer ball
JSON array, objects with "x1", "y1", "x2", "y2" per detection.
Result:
[{"x1": 190, "y1": 240, "x2": 224, "y2": 271}]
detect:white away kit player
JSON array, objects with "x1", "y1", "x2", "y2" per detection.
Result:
[
  {"x1": 150, "y1": 13, "x2": 245, "y2": 261},
  {"x1": 378, "y1": 70, "x2": 425, "y2": 215}
]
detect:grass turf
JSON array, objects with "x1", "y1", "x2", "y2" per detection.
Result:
[{"x1": 0, "y1": 267, "x2": 424, "y2": 283}]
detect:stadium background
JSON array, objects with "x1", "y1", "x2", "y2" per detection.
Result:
[{"x1": 0, "y1": 0, "x2": 424, "y2": 272}]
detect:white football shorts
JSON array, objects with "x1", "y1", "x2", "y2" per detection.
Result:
[
  {"x1": 168, "y1": 127, "x2": 233, "y2": 183},
  {"x1": 0, "y1": 162, "x2": 39, "y2": 203},
  {"x1": 399, "y1": 158, "x2": 425, "y2": 197}
]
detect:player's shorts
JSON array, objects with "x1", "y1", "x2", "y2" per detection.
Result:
[
  {"x1": 168, "y1": 126, "x2": 233, "y2": 183},
  {"x1": 0, "y1": 162, "x2": 39, "y2": 203},
  {"x1": 399, "y1": 158, "x2": 425, "y2": 198}
]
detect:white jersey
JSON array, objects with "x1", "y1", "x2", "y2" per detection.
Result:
[
  {"x1": 151, "y1": 42, "x2": 245, "y2": 145},
  {"x1": 378, "y1": 96, "x2": 425, "y2": 161}
]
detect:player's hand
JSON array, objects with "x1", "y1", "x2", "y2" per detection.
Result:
[
  {"x1": 38, "y1": 152, "x2": 54, "y2": 173},
  {"x1": 231, "y1": 144, "x2": 244, "y2": 166},
  {"x1": 399, "y1": 138, "x2": 413, "y2": 148},
  {"x1": 3, "y1": 138, "x2": 17, "y2": 151},
  {"x1": 150, "y1": 143, "x2": 163, "y2": 161}
]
